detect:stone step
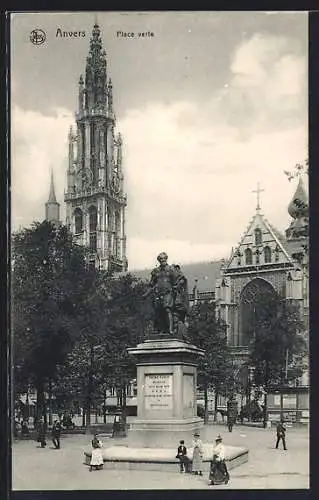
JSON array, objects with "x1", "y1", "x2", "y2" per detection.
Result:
[{"x1": 83, "y1": 443, "x2": 248, "y2": 472}]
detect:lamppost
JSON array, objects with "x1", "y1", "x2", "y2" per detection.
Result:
[{"x1": 87, "y1": 343, "x2": 103, "y2": 427}]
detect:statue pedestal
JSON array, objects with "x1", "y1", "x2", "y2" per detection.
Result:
[{"x1": 127, "y1": 337, "x2": 205, "y2": 447}]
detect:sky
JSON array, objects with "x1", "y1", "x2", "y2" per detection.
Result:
[{"x1": 10, "y1": 11, "x2": 308, "y2": 270}]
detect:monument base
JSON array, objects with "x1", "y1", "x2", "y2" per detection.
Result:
[{"x1": 127, "y1": 416, "x2": 203, "y2": 447}]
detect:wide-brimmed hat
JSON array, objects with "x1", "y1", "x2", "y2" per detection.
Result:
[
  {"x1": 194, "y1": 431, "x2": 200, "y2": 437},
  {"x1": 215, "y1": 435, "x2": 223, "y2": 442}
]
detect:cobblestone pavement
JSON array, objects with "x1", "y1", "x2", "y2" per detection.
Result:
[{"x1": 12, "y1": 424, "x2": 309, "y2": 490}]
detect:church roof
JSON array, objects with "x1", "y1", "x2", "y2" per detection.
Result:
[
  {"x1": 225, "y1": 210, "x2": 294, "y2": 272},
  {"x1": 130, "y1": 260, "x2": 224, "y2": 292}
]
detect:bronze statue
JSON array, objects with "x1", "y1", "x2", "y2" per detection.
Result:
[{"x1": 144, "y1": 252, "x2": 189, "y2": 337}]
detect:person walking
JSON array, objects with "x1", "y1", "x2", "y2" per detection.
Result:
[
  {"x1": 275, "y1": 419, "x2": 287, "y2": 450},
  {"x1": 89, "y1": 433, "x2": 104, "y2": 471},
  {"x1": 176, "y1": 440, "x2": 191, "y2": 473},
  {"x1": 37, "y1": 418, "x2": 47, "y2": 448},
  {"x1": 21, "y1": 420, "x2": 30, "y2": 438},
  {"x1": 192, "y1": 432, "x2": 204, "y2": 476},
  {"x1": 209, "y1": 435, "x2": 230, "y2": 485},
  {"x1": 51, "y1": 420, "x2": 62, "y2": 449}
]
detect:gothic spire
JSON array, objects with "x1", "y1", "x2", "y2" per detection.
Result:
[
  {"x1": 46, "y1": 168, "x2": 60, "y2": 224},
  {"x1": 48, "y1": 169, "x2": 57, "y2": 203},
  {"x1": 84, "y1": 24, "x2": 108, "y2": 112}
]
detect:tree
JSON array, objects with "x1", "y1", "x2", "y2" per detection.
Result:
[
  {"x1": 188, "y1": 301, "x2": 234, "y2": 424},
  {"x1": 53, "y1": 331, "x2": 107, "y2": 426},
  {"x1": 12, "y1": 221, "x2": 89, "y2": 422},
  {"x1": 249, "y1": 295, "x2": 307, "y2": 424},
  {"x1": 100, "y1": 273, "x2": 150, "y2": 423}
]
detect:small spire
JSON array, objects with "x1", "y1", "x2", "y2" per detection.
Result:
[
  {"x1": 288, "y1": 176, "x2": 308, "y2": 219},
  {"x1": 48, "y1": 169, "x2": 57, "y2": 203}
]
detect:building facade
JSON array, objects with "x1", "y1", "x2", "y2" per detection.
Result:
[
  {"x1": 214, "y1": 178, "x2": 308, "y2": 373},
  {"x1": 64, "y1": 24, "x2": 127, "y2": 272}
]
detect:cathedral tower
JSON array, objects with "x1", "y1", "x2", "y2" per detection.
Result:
[
  {"x1": 45, "y1": 169, "x2": 60, "y2": 225},
  {"x1": 64, "y1": 24, "x2": 127, "y2": 272}
]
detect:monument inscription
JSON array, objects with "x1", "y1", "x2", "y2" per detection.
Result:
[{"x1": 144, "y1": 374, "x2": 173, "y2": 410}]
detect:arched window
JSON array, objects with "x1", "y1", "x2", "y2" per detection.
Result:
[
  {"x1": 89, "y1": 206, "x2": 97, "y2": 253},
  {"x1": 240, "y1": 278, "x2": 277, "y2": 346},
  {"x1": 255, "y1": 228, "x2": 262, "y2": 245},
  {"x1": 245, "y1": 248, "x2": 253, "y2": 265},
  {"x1": 74, "y1": 208, "x2": 83, "y2": 234},
  {"x1": 264, "y1": 246, "x2": 272, "y2": 263}
]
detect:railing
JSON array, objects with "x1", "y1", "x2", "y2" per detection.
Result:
[
  {"x1": 65, "y1": 186, "x2": 126, "y2": 204},
  {"x1": 75, "y1": 109, "x2": 115, "y2": 121}
]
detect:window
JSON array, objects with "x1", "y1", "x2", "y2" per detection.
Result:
[
  {"x1": 255, "y1": 249, "x2": 260, "y2": 265},
  {"x1": 89, "y1": 206, "x2": 97, "y2": 232},
  {"x1": 255, "y1": 228, "x2": 262, "y2": 245},
  {"x1": 74, "y1": 208, "x2": 83, "y2": 234},
  {"x1": 89, "y1": 233, "x2": 97, "y2": 253},
  {"x1": 245, "y1": 248, "x2": 253, "y2": 265},
  {"x1": 89, "y1": 206, "x2": 97, "y2": 252},
  {"x1": 264, "y1": 246, "x2": 272, "y2": 263}
]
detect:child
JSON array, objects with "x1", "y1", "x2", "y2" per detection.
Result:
[
  {"x1": 89, "y1": 433, "x2": 104, "y2": 471},
  {"x1": 176, "y1": 440, "x2": 191, "y2": 473}
]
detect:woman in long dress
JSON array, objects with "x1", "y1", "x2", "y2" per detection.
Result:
[
  {"x1": 192, "y1": 432, "x2": 204, "y2": 476},
  {"x1": 209, "y1": 435, "x2": 230, "y2": 485},
  {"x1": 89, "y1": 433, "x2": 104, "y2": 471}
]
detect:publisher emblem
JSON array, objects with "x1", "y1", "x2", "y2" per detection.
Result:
[{"x1": 30, "y1": 29, "x2": 46, "y2": 45}]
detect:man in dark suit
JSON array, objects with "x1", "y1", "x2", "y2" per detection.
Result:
[
  {"x1": 176, "y1": 440, "x2": 191, "y2": 473},
  {"x1": 275, "y1": 419, "x2": 287, "y2": 450}
]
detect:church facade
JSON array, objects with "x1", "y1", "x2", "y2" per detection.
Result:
[
  {"x1": 63, "y1": 24, "x2": 127, "y2": 272},
  {"x1": 214, "y1": 179, "x2": 308, "y2": 376}
]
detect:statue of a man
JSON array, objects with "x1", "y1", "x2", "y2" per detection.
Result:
[{"x1": 144, "y1": 253, "x2": 188, "y2": 336}]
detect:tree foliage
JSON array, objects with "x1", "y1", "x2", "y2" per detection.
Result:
[
  {"x1": 12, "y1": 221, "x2": 90, "y2": 417},
  {"x1": 249, "y1": 295, "x2": 307, "y2": 388},
  {"x1": 188, "y1": 301, "x2": 234, "y2": 422},
  {"x1": 99, "y1": 274, "x2": 150, "y2": 406}
]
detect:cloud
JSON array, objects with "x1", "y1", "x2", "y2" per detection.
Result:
[
  {"x1": 119, "y1": 34, "x2": 307, "y2": 267},
  {"x1": 221, "y1": 33, "x2": 307, "y2": 133},
  {"x1": 11, "y1": 106, "x2": 73, "y2": 230}
]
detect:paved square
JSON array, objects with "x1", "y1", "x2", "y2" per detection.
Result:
[{"x1": 12, "y1": 424, "x2": 309, "y2": 490}]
